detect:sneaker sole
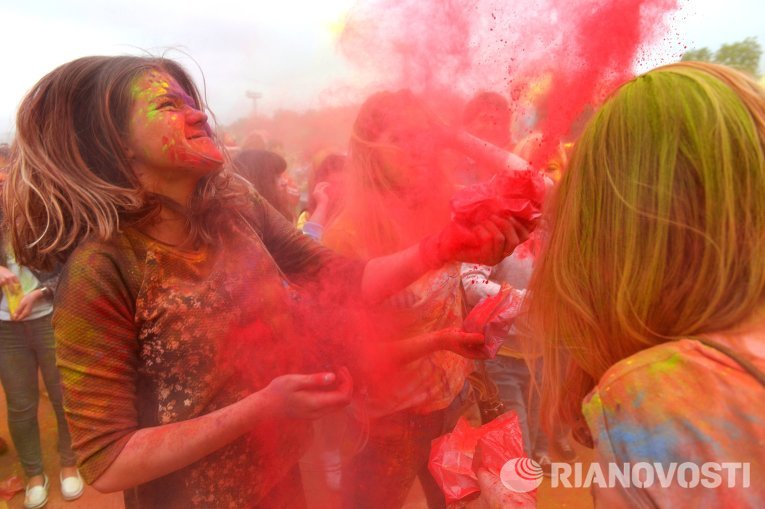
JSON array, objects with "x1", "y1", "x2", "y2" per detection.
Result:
[
  {"x1": 24, "y1": 495, "x2": 49, "y2": 509},
  {"x1": 61, "y1": 485, "x2": 85, "y2": 501}
]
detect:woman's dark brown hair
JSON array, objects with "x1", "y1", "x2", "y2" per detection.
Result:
[{"x1": 233, "y1": 149, "x2": 294, "y2": 222}]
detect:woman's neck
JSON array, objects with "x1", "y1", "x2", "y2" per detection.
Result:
[{"x1": 139, "y1": 206, "x2": 196, "y2": 249}]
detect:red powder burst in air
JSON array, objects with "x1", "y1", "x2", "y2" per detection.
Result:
[{"x1": 341, "y1": 0, "x2": 679, "y2": 166}]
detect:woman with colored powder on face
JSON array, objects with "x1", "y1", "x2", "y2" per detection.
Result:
[
  {"x1": 321, "y1": 90, "x2": 538, "y2": 509},
  {"x1": 477, "y1": 62, "x2": 765, "y2": 507},
  {"x1": 3, "y1": 56, "x2": 529, "y2": 509}
]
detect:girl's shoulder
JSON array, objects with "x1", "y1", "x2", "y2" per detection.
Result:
[
  {"x1": 583, "y1": 337, "x2": 765, "y2": 464},
  {"x1": 60, "y1": 228, "x2": 149, "y2": 296},
  {"x1": 67, "y1": 228, "x2": 146, "y2": 268},
  {"x1": 593, "y1": 337, "x2": 765, "y2": 393}
]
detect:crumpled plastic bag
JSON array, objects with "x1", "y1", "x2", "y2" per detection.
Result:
[
  {"x1": 451, "y1": 170, "x2": 546, "y2": 226},
  {"x1": 462, "y1": 285, "x2": 526, "y2": 358},
  {"x1": 0, "y1": 474, "x2": 24, "y2": 501},
  {"x1": 473, "y1": 427, "x2": 524, "y2": 478},
  {"x1": 472, "y1": 420, "x2": 537, "y2": 509},
  {"x1": 428, "y1": 412, "x2": 527, "y2": 506}
]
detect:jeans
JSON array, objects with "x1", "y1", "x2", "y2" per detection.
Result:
[
  {"x1": 484, "y1": 356, "x2": 548, "y2": 457},
  {"x1": 0, "y1": 314, "x2": 76, "y2": 476}
]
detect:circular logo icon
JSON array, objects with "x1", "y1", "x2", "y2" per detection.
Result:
[{"x1": 500, "y1": 457, "x2": 544, "y2": 493}]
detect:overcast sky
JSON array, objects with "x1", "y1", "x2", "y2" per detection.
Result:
[{"x1": 1, "y1": 0, "x2": 763, "y2": 142}]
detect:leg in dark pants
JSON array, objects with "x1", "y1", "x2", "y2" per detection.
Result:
[{"x1": 0, "y1": 315, "x2": 76, "y2": 477}]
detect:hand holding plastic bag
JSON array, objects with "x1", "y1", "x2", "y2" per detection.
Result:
[{"x1": 462, "y1": 285, "x2": 526, "y2": 358}]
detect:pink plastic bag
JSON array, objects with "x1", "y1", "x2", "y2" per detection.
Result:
[
  {"x1": 472, "y1": 420, "x2": 537, "y2": 508},
  {"x1": 462, "y1": 285, "x2": 526, "y2": 358},
  {"x1": 451, "y1": 170, "x2": 546, "y2": 226},
  {"x1": 429, "y1": 418, "x2": 483, "y2": 504},
  {"x1": 428, "y1": 412, "x2": 528, "y2": 506}
]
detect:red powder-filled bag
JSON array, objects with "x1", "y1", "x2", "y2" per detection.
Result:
[
  {"x1": 471, "y1": 414, "x2": 526, "y2": 476},
  {"x1": 428, "y1": 417, "x2": 483, "y2": 505},
  {"x1": 472, "y1": 416, "x2": 537, "y2": 509},
  {"x1": 429, "y1": 411, "x2": 526, "y2": 506},
  {"x1": 462, "y1": 285, "x2": 526, "y2": 358},
  {"x1": 451, "y1": 169, "x2": 546, "y2": 227}
]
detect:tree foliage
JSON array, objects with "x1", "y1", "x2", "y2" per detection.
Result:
[
  {"x1": 681, "y1": 47, "x2": 713, "y2": 63},
  {"x1": 681, "y1": 37, "x2": 762, "y2": 77}
]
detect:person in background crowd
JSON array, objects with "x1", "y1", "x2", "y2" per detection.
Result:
[
  {"x1": 462, "y1": 92, "x2": 514, "y2": 150},
  {"x1": 324, "y1": 89, "x2": 536, "y2": 509},
  {"x1": 0, "y1": 149, "x2": 83, "y2": 508},
  {"x1": 234, "y1": 149, "x2": 298, "y2": 223},
  {"x1": 297, "y1": 152, "x2": 347, "y2": 241}
]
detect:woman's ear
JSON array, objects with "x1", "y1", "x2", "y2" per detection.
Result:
[{"x1": 121, "y1": 137, "x2": 136, "y2": 160}]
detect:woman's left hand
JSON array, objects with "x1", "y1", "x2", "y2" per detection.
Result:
[{"x1": 12, "y1": 289, "x2": 42, "y2": 321}]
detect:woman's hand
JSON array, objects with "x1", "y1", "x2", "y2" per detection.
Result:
[
  {"x1": 309, "y1": 181, "x2": 333, "y2": 226},
  {"x1": 262, "y1": 367, "x2": 353, "y2": 420},
  {"x1": 313, "y1": 181, "x2": 332, "y2": 208},
  {"x1": 0, "y1": 266, "x2": 19, "y2": 288},
  {"x1": 421, "y1": 215, "x2": 536, "y2": 269},
  {"x1": 12, "y1": 289, "x2": 43, "y2": 321}
]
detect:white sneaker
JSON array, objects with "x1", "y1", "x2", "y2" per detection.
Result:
[
  {"x1": 24, "y1": 474, "x2": 49, "y2": 509},
  {"x1": 60, "y1": 470, "x2": 84, "y2": 501}
]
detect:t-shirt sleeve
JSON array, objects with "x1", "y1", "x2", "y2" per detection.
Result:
[
  {"x1": 53, "y1": 242, "x2": 141, "y2": 484},
  {"x1": 252, "y1": 192, "x2": 365, "y2": 291},
  {"x1": 582, "y1": 342, "x2": 765, "y2": 508}
]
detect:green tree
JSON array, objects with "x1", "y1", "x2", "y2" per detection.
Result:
[
  {"x1": 681, "y1": 47, "x2": 713, "y2": 62},
  {"x1": 682, "y1": 37, "x2": 761, "y2": 77},
  {"x1": 714, "y1": 37, "x2": 762, "y2": 76}
]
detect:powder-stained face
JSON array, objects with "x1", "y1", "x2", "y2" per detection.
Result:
[
  {"x1": 126, "y1": 70, "x2": 223, "y2": 178},
  {"x1": 465, "y1": 107, "x2": 512, "y2": 148},
  {"x1": 375, "y1": 105, "x2": 440, "y2": 189}
]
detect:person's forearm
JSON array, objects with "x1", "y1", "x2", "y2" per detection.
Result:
[
  {"x1": 454, "y1": 130, "x2": 529, "y2": 173},
  {"x1": 309, "y1": 201, "x2": 331, "y2": 227},
  {"x1": 376, "y1": 333, "x2": 442, "y2": 366},
  {"x1": 361, "y1": 244, "x2": 428, "y2": 304},
  {"x1": 91, "y1": 391, "x2": 273, "y2": 493}
]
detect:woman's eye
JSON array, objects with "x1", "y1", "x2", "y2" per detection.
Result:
[{"x1": 157, "y1": 101, "x2": 175, "y2": 109}]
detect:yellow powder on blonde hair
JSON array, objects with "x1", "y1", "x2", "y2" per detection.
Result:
[{"x1": 524, "y1": 62, "x2": 765, "y2": 432}]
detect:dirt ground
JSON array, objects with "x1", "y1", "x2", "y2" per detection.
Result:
[{"x1": 0, "y1": 382, "x2": 594, "y2": 509}]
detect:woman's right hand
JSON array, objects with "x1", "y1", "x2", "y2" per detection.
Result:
[
  {"x1": 263, "y1": 367, "x2": 353, "y2": 420},
  {"x1": 0, "y1": 266, "x2": 19, "y2": 288}
]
